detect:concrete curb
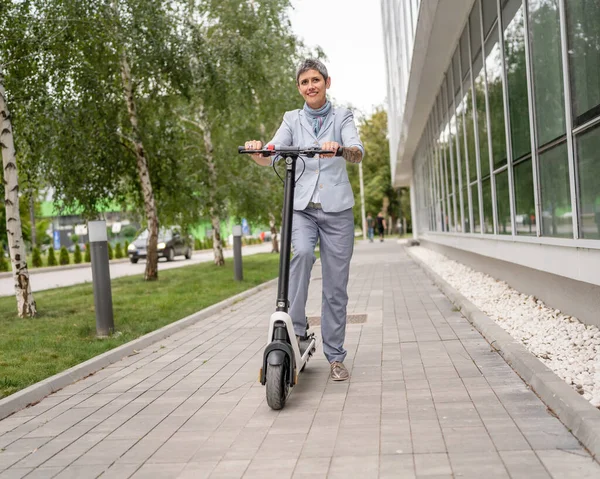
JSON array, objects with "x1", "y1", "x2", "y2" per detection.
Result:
[
  {"x1": 0, "y1": 245, "x2": 265, "y2": 279},
  {"x1": 406, "y1": 247, "x2": 600, "y2": 459},
  {"x1": 0, "y1": 277, "x2": 278, "y2": 420},
  {"x1": 0, "y1": 258, "x2": 131, "y2": 279}
]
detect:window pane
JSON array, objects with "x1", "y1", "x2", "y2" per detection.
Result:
[
  {"x1": 529, "y1": 0, "x2": 566, "y2": 146},
  {"x1": 465, "y1": 87, "x2": 478, "y2": 183},
  {"x1": 566, "y1": 0, "x2": 600, "y2": 125},
  {"x1": 438, "y1": 148, "x2": 448, "y2": 231},
  {"x1": 576, "y1": 125, "x2": 600, "y2": 239},
  {"x1": 470, "y1": 4, "x2": 483, "y2": 60},
  {"x1": 474, "y1": 67, "x2": 490, "y2": 178},
  {"x1": 482, "y1": 0, "x2": 498, "y2": 39},
  {"x1": 450, "y1": 115, "x2": 459, "y2": 215},
  {"x1": 456, "y1": 96, "x2": 469, "y2": 192},
  {"x1": 482, "y1": 178, "x2": 494, "y2": 233},
  {"x1": 446, "y1": 74, "x2": 453, "y2": 110},
  {"x1": 496, "y1": 169, "x2": 512, "y2": 234},
  {"x1": 472, "y1": 183, "x2": 481, "y2": 232},
  {"x1": 464, "y1": 187, "x2": 471, "y2": 232},
  {"x1": 453, "y1": 50, "x2": 461, "y2": 96},
  {"x1": 503, "y1": 3, "x2": 532, "y2": 160},
  {"x1": 485, "y1": 26, "x2": 508, "y2": 169},
  {"x1": 539, "y1": 142, "x2": 573, "y2": 238},
  {"x1": 460, "y1": 28, "x2": 470, "y2": 80},
  {"x1": 514, "y1": 159, "x2": 536, "y2": 235},
  {"x1": 443, "y1": 146, "x2": 453, "y2": 231}
]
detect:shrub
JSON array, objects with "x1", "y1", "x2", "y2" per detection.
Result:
[
  {"x1": 124, "y1": 240, "x2": 129, "y2": 253},
  {"x1": 32, "y1": 247, "x2": 43, "y2": 268},
  {"x1": 47, "y1": 247, "x2": 57, "y2": 266},
  {"x1": 108, "y1": 243, "x2": 114, "y2": 260},
  {"x1": 59, "y1": 246, "x2": 70, "y2": 265},
  {"x1": 0, "y1": 245, "x2": 9, "y2": 272},
  {"x1": 74, "y1": 244, "x2": 82, "y2": 264},
  {"x1": 115, "y1": 243, "x2": 123, "y2": 259},
  {"x1": 121, "y1": 225, "x2": 138, "y2": 240},
  {"x1": 194, "y1": 238, "x2": 201, "y2": 250},
  {"x1": 84, "y1": 243, "x2": 91, "y2": 262}
]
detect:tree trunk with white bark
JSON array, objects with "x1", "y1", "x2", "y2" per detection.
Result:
[
  {"x1": 119, "y1": 52, "x2": 159, "y2": 280},
  {"x1": 0, "y1": 65, "x2": 37, "y2": 317},
  {"x1": 198, "y1": 108, "x2": 224, "y2": 266},
  {"x1": 269, "y1": 214, "x2": 279, "y2": 253}
]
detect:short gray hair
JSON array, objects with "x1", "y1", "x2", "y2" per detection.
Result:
[{"x1": 296, "y1": 58, "x2": 328, "y2": 84}]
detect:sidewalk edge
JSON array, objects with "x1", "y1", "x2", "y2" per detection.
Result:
[
  {"x1": 0, "y1": 244, "x2": 266, "y2": 279},
  {"x1": 406, "y1": 247, "x2": 600, "y2": 460},
  {"x1": 0, "y1": 258, "x2": 130, "y2": 278},
  {"x1": 0, "y1": 277, "x2": 277, "y2": 421}
]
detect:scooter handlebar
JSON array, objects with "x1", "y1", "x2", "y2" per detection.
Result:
[{"x1": 238, "y1": 145, "x2": 344, "y2": 157}]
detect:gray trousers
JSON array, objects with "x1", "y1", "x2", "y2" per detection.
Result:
[{"x1": 289, "y1": 207, "x2": 354, "y2": 363}]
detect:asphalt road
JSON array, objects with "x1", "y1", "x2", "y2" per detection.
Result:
[{"x1": 0, "y1": 243, "x2": 273, "y2": 297}]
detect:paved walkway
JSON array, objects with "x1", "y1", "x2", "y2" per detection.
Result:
[{"x1": 1, "y1": 241, "x2": 599, "y2": 478}]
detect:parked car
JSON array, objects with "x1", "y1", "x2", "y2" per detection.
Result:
[{"x1": 127, "y1": 228, "x2": 192, "y2": 264}]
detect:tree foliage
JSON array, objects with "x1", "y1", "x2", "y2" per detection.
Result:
[
  {"x1": 47, "y1": 247, "x2": 57, "y2": 266},
  {"x1": 59, "y1": 246, "x2": 69, "y2": 265},
  {"x1": 31, "y1": 247, "x2": 42, "y2": 268},
  {"x1": 74, "y1": 244, "x2": 82, "y2": 264},
  {"x1": 1, "y1": 0, "x2": 309, "y2": 269},
  {"x1": 347, "y1": 108, "x2": 409, "y2": 231},
  {"x1": 0, "y1": 245, "x2": 8, "y2": 272}
]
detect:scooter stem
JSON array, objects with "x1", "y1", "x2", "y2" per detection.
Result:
[{"x1": 276, "y1": 155, "x2": 297, "y2": 312}]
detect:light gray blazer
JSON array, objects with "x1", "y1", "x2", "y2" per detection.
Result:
[{"x1": 268, "y1": 107, "x2": 364, "y2": 213}]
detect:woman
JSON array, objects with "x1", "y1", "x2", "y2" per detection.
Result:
[{"x1": 244, "y1": 58, "x2": 364, "y2": 381}]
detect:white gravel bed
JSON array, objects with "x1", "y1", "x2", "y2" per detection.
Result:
[{"x1": 411, "y1": 246, "x2": 600, "y2": 407}]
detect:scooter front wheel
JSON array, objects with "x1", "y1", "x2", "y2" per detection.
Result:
[{"x1": 266, "y1": 363, "x2": 289, "y2": 410}]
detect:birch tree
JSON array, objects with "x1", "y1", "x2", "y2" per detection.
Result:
[
  {"x1": 182, "y1": 0, "x2": 303, "y2": 265},
  {"x1": 0, "y1": 65, "x2": 36, "y2": 317},
  {"x1": 118, "y1": 48, "x2": 160, "y2": 280}
]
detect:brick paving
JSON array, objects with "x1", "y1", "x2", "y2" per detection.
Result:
[{"x1": 1, "y1": 241, "x2": 599, "y2": 478}]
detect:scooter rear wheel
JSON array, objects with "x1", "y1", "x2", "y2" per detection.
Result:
[{"x1": 266, "y1": 363, "x2": 288, "y2": 410}]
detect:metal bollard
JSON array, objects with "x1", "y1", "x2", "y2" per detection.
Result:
[
  {"x1": 233, "y1": 225, "x2": 243, "y2": 282},
  {"x1": 88, "y1": 221, "x2": 115, "y2": 337}
]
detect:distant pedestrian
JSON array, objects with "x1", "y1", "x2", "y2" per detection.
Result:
[
  {"x1": 366, "y1": 213, "x2": 375, "y2": 242},
  {"x1": 376, "y1": 211, "x2": 386, "y2": 242}
]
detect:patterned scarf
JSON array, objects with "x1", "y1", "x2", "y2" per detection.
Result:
[{"x1": 303, "y1": 100, "x2": 332, "y2": 137}]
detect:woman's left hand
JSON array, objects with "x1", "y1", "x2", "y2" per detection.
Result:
[{"x1": 321, "y1": 141, "x2": 340, "y2": 158}]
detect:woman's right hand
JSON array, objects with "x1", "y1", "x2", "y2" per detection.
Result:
[{"x1": 245, "y1": 140, "x2": 264, "y2": 163}]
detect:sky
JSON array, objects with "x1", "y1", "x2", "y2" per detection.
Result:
[{"x1": 287, "y1": 0, "x2": 387, "y2": 118}]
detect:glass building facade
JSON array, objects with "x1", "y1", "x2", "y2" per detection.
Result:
[
  {"x1": 381, "y1": 0, "x2": 421, "y2": 182},
  {"x1": 391, "y1": 0, "x2": 600, "y2": 248}
]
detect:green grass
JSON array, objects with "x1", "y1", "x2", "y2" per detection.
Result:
[{"x1": 0, "y1": 253, "x2": 280, "y2": 399}]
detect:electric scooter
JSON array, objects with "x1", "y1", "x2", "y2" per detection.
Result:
[{"x1": 238, "y1": 144, "x2": 343, "y2": 410}]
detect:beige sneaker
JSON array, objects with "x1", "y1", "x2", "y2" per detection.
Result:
[{"x1": 330, "y1": 361, "x2": 349, "y2": 381}]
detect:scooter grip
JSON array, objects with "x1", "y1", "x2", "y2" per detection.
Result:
[
  {"x1": 238, "y1": 146, "x2": 245, "y2": 153},
  {"x1": 336, "y1": 147, "x2": 344, "y2": 156}
]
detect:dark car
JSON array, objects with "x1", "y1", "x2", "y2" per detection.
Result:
[{"x1": 127, "y1": 228, "x2": 192, "y2": 264}]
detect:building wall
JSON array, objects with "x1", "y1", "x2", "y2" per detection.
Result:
[
  {"x1": 384, "y1": 0, "x2": 600, "y2": 287},
  {"x1": 381, "y1": 0, "x2": 421, "y2": 183}
]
